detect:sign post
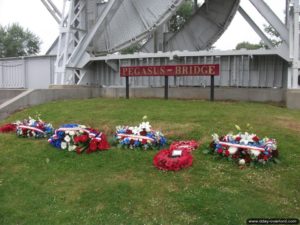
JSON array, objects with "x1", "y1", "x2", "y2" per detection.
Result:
[
  {"x1": 164, "y1": 76, "x2": 169, "y2": 100},
  {"x1": 126, "y1": 76, "x2": 129, "y2": 99},
  {"x1": 210, "y1": 75, "x2": 215, "y2": 101},
  {"x1": 120, "y1": 64, "x2": 220, "y2": 100}
]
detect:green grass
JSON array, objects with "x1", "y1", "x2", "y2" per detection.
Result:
[{"x1": 0, "y1": 98, "x2": 300, "y2": 225}]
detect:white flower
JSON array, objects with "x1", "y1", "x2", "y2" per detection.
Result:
[
  {"x1": 240, "y1": 132, "x2": 254, "y2": 145},
  {"x1": 69, "y1": 131, "x2": 75, "y2": 136},
  {"x1": 64, "y1": 135, "x2": 71, "y2": 143},
  {"x1": 28, "y1": 118, "x2": 36, "y2": 126},
  {"x1": 139, "y1": 122, "x2": 151, "y2": 132},
  {"x1": 250, "y1": 150, "x2": 261, "y2": 157},
  {"x1": 65, "y1": 130, "x2": 69, "y2": 134},
  {"x1": 239, "y1": 159, "x2": 246, "y2": 165},
  {"x1": 132, "y1": 126, "x2": 141, "y2": 135},
  {"x1": 14, "y1": 120, "x2": 22, "y2": 125},
  {"x1": 142, "y1": 115, "x2": 148, "y2": 120},
  {"x1": 61, "y1": 142, "x2": 67, "y2": 150},
  {"x1": 228, "y1": 147, "x2": 238, "y2": 154},
  {"x1": 32, "y1": 131, "x2": 36, "y2": 137},
  {"x1": 68, "y1": 145, "x2": 76, "y2": 152},
  {"x1": 116, "y1": 126, "x2": 123, "y2": 131},
  {"x1": 212, "y1": 133, "x2": 219, "y2": 142}
]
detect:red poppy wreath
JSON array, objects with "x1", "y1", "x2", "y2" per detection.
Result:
[{"x1": 153, "y1": 149, "x2": 193, "y2": 171}]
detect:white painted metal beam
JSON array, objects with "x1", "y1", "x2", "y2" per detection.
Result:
[
  {"x1": 249, "y1": 0, "x2": 289, "y2": 45},
  {"x1": 238, "y1": 6, "x2": 273, "y2": 49},
  {"x1": 292, "y1": 0, "x2": 300, "y2": 89},
  {"x1": 67, "y1": 0, "x2": 122, "y2": 68},
  {"x1": 40, "y1": 0, "x2": 62, "y2": 24}
]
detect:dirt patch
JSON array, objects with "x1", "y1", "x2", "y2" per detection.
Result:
[
  {"x1": 154, "y1": 123, "x2": 197, "y2": 138},
  {"x1": 275, "y1": 116, "x2": 300, "y2": 132}
]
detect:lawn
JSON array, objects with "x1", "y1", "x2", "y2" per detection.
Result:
[{"x1": 0, "y1": 98, "x2": 299, "y2": 225}]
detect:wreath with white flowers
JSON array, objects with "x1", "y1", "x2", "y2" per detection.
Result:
[
  {"x1": 48, "y1": 124, "x2": 110, "y2": 154},
  {"x1": 15, "y1": 116, "x2": 54, "y2": 138},
  {"x1": 114, "y1": 116, "x2": 167, "y2": 150},
  {"x1": 208, "y1": 125, "x2": 279, "y2": 166}
]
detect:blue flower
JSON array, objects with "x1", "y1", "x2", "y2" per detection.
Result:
[
  {"x1": 124, "y1": 138, "x2": 130, "y2": 145},
  {"x1": 62, "y1": 124, "x2": 79, "y2": 128},
  {"x1": 54, "y1": 140, "x2": 62, "y2": 149},
  {"x1": 147, "y1": 133, "x2": 154, "y2": 139},
  {"x1": 134, "y1": 140, "x2": 140, "y2": 147},
  {"x1": 57, "y1": 131, "x2": 65, "y2": 139},
  {"x1": 159, "y1": 137, "x2": 167, "y2": 146}
]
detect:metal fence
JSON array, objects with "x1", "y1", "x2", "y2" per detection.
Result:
[
  {"x1": 0, "y1": 56, "x2": 56, "y2": 89},
  {"x1": 0, "y1": 53, "x2": 288, "y2": 89},
  {"x1": 93, "y1": 54, "x2": 288, "y2": 88}
]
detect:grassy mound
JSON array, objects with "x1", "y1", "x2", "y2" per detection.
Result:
[{"x1": 0, "y1": 99, "x2": 299, "y2": 225}]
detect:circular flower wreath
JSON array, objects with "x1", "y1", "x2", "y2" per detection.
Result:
[
  {"x1": 16, "y1": 117, "x2": 54, "y2": 138},
  {"x1": 153, "y1": 140, "x2": 198, "y2": 171},
  {"x1": 210, "y1": 132, "x2": 279, "y2": 166},
  {"x1": 114, "y1": 121, "x2": 167, "y2": 150},
  {"x1": 48, "y1": 124, "x2": 110, "y2": 154},
  {"x1": 153, "y1": 149, "x2": 193, "y2": 171},
  {"x1": 0, "y1": 123, "x2": 17, "y2": 133}
]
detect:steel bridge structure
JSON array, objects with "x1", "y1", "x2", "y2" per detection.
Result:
[{"x1": 41, "y1": 0, "x2": 300, "y2": 91}]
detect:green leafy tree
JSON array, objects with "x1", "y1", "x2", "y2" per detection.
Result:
[
  {"x1": 0, "y1": 23, "x2": 41, "y2": 58},
  {"x1": 262, "y1": 24, "x2": 282, "y2": 48},
  {"x1": 235, "y1": 41, "x2": 264, "y2": 50},
  {"x1": 169, "y1": 0, "x2": 195, "y2": 32},
  {"x1": 120, "y1": 43, "x2": 142, "y2": 55}
]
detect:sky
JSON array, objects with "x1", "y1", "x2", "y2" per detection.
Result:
[{"x1": 0, "y1": 0, "x2": 286, "y2": 54}]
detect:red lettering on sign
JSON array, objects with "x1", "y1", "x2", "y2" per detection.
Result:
[{"x1": 120, "y1": 64, "x2": 220, "y2": 77}]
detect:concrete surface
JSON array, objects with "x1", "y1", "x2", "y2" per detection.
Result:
[
  {"x1": 286, "y1": 90, "x2": 300, "y2": 109},
  {"x1": 0, "y1": 89, "x2": 26, "y2": 104}
]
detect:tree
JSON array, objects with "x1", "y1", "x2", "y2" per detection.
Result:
[
  {"x1": 169, "y1": 0, "x2": 195, "y2": 32},
  {"x1": 235, "y1": 41, "x2": 263, "y2": 50},
  {"x1": 262, "y1": 24, "x2": 282, "y2": 47},
  {"x1": 0, "y1": 23, "x2": 41, "y2": 58},
  {"x1": 235, "y1": 24, "x2": 283, "y2": 50}
]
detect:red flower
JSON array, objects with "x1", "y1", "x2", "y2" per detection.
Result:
[
  {"x1": 0, "y1": 124, "x2": 17, "y2": 133},
  {"x1": 235, "y1": 136, "x2": 241, "y2": 142},
  {"x1": 225, "y1": 150, "x2": 230, "y2": 157},
  {"x1": 126, "y1": 129, "x2": 133, "y2": 135},
  {"x1": 252, "y1": 136, "x2": 260, "y2": 142},
  {"x1": 73, "y1": 135, "x2": 80, "y2": 143},
  {"x1": 89, "y1": 141, "x2": 98, "y2": 151},
  {"x1": 142, "y1": 139, "x2": 147, "y2": 144},
  {"x1": 22, "y1": 128, "x2": 29, "y2": 136},
  {"x1": 98, "y1": 141, "x2": 110, "y2": 150},
  {"x1": 263, "y1": 155, "x2": 269, "y2": 161},
  {"x1": 80, "y1": 134, "x2": 89, "y2": 143},
  {"x1": 140, "y1": 129, "x2": 147, "y2": 136},
  {"x1": 217, "y1": 148, "x2": 223, "y2": 154},
  {"x1": 99, "y1": 134, "x2": 110, "y2": 150}
]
